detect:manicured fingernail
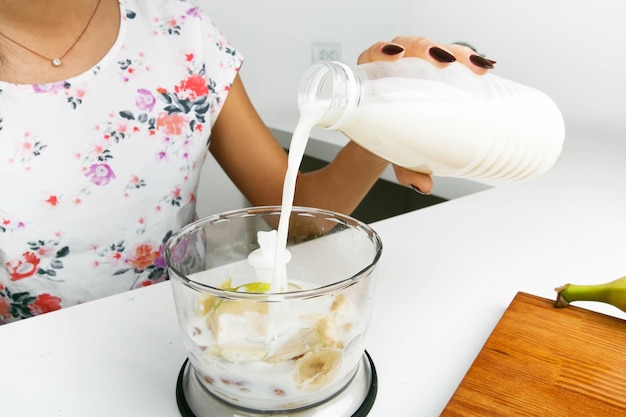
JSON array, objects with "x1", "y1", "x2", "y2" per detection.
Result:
[
  {"x1": 382, "y1": 44, "x2": 405, "y2": 56},
  {"x1": 411, "y1": 185, "x2": 429, "y2": 196},
  {"x1": 470, "y1": 54, "x2": 497, "y2": 69},
  {"x1": 429, "y1": 46, "x2": 456, "y2": 63}
]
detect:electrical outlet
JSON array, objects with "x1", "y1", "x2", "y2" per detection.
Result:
[{"x1": 311, "y1": 43, "x2": 342, "y2": 64}]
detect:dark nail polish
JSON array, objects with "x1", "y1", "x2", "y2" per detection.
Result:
[
  {"x1": 429, "y1": 47, "x2": 456, "y2": 63},
  {"x1": 382, "y1": 44, "x2": 405, "y2": 56},
  {"x1": 470, "y1": 54, "x2": 496, "y2": 69},
  {"x1": 411, "y1": 185, "x2": 429, "y2": 196}
]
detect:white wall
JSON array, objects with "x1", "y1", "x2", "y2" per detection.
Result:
[
  {"x1": 201, "y1": 0, "x2": 625, "y2": 133},
  {"x1": 199, "y1": 0, "x2": 405, "y2": 119},
  {"x1": 400, "y1": 0, "x2": 626, "y2": 133}
]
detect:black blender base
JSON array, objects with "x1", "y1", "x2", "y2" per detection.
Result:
[{"x1": 176, "y1": 351, "x2": 378, "y2": 417}]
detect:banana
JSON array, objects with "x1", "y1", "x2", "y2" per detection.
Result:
[
  {"x1": 330, "y1": 294, "x2": 348, "y2": 313},
  {"x1": 293, "y1": 348, "x2": 342, "y2": 392},
  {"x1": 196, "y1": 278, "x2": 232, "y2": 316},
  {"x1": 302, "y1": 314, "x2": 340, "y2": 348},
  {"x1": 554, "y1": 275, "x2": 626, "y2": 312},
  {"x1": 196, "y1": 293, "x2": 217, "y2": 316},
  {"x1": 267, "y1": 328, "x2": 324, "y2": 363},
  {"x1": 210, "y1": 342, "x2": 269, "y2": 363}
]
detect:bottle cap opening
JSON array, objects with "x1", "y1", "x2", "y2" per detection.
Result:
[{"x1": 298, "y1": 61, "x2": 361, "y2": 130}]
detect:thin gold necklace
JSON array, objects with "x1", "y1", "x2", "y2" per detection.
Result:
[{"x1": 0, "y1": 0, "x2": 103, "y2": 67}]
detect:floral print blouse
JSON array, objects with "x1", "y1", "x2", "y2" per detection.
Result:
[{"x1": 0, "y1": 0, "x2": 244, "y2": 323}]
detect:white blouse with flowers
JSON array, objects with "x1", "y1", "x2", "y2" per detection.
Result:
[{"x1": 0, "y1": 0, "x2": 243, "y2": 323}]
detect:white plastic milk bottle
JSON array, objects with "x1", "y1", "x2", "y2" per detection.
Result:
[{"x1": 297, "y1": 57, "x2": 565, "y2": 182}]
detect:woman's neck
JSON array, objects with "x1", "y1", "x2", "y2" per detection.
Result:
[
  {"x1": 0, "y1": 0, "x2": 99, "y2": 35},
  {"x1": 0, "y1": 0, "x2": 120, "y2": 84}
]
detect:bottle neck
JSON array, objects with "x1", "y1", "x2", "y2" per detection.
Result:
[{"x1": 297, "y1": 61, "x2": 361, "y2": 130}]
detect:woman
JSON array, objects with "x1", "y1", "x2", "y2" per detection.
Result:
[{"x1": 0, "y1": 0, "x2": 495, "y2": 322}]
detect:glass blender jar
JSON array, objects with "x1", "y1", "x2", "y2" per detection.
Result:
[{"x1": 165, "y1": 206, "x2": 382, "y2": 416}]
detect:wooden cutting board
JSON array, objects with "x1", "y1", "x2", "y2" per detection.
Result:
[{"x1": 441, "y1": 292, "x2": 626, "y2": 416}]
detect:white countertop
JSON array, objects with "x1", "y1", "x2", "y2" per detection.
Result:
[{"x1": 1, "y1": 126, "x2": 625, "y2": 416}]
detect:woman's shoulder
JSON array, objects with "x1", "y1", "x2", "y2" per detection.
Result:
[
  {"x1": 121, "y1": 0, "x2": 209, "y2": 21},
  {"x1": 120, "y1": 0, "x2": 229, "y2": 49}
]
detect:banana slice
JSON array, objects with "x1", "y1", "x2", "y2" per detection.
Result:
[
  {"x1": 268, "y1": 328, "x2": 323, "y2": 363},
  {"x1": 207, "y1": 305, "x2": 270, "y2": 342},
  {"x1": 210, "y1": 342, "x2": 269, "y2": 363},
  {"x1": 330, "y1": 294, "x2": 348, "y2": 313},
  {"x1": 317, "y1": 316, "x2": 340, "y2": 348},
  {"x1": 234, "y1": 282, "x2": 272, "y2": 293},
  {"x1": 196, "y1": 293, "x2": 217, "y2": 316},
  {"x1": 215, "y1": 299, "x2": 269, "y2": 315},
  {"x1": 293, "y1": 348, "x2": 342, "y2": 391},
  {"x1": 303, "y1": 315, "x2": 340, "y2": 348},
  {"x1": 195, "y1": 278, "x2": 232, "y2": 316}
]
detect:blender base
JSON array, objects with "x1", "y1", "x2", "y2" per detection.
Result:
[{"x1": 176, "y1": 351, "x2": 378, "y2": 417}]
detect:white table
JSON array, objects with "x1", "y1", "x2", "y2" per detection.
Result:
[{"x1": 2, "y1": 127, "x2": 625, "y2": 416}]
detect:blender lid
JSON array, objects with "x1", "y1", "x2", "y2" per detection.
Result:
[{"x1": 176, "y1": 351, "x2": 378, "y2": 417}]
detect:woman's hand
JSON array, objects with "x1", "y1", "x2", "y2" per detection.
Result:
[
  {"x1": 357, "y1": 37, "x2": 496, "y2": 194},
  {"x1": 358, "y1": 37, "x2": 495, "y2": 73}
]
